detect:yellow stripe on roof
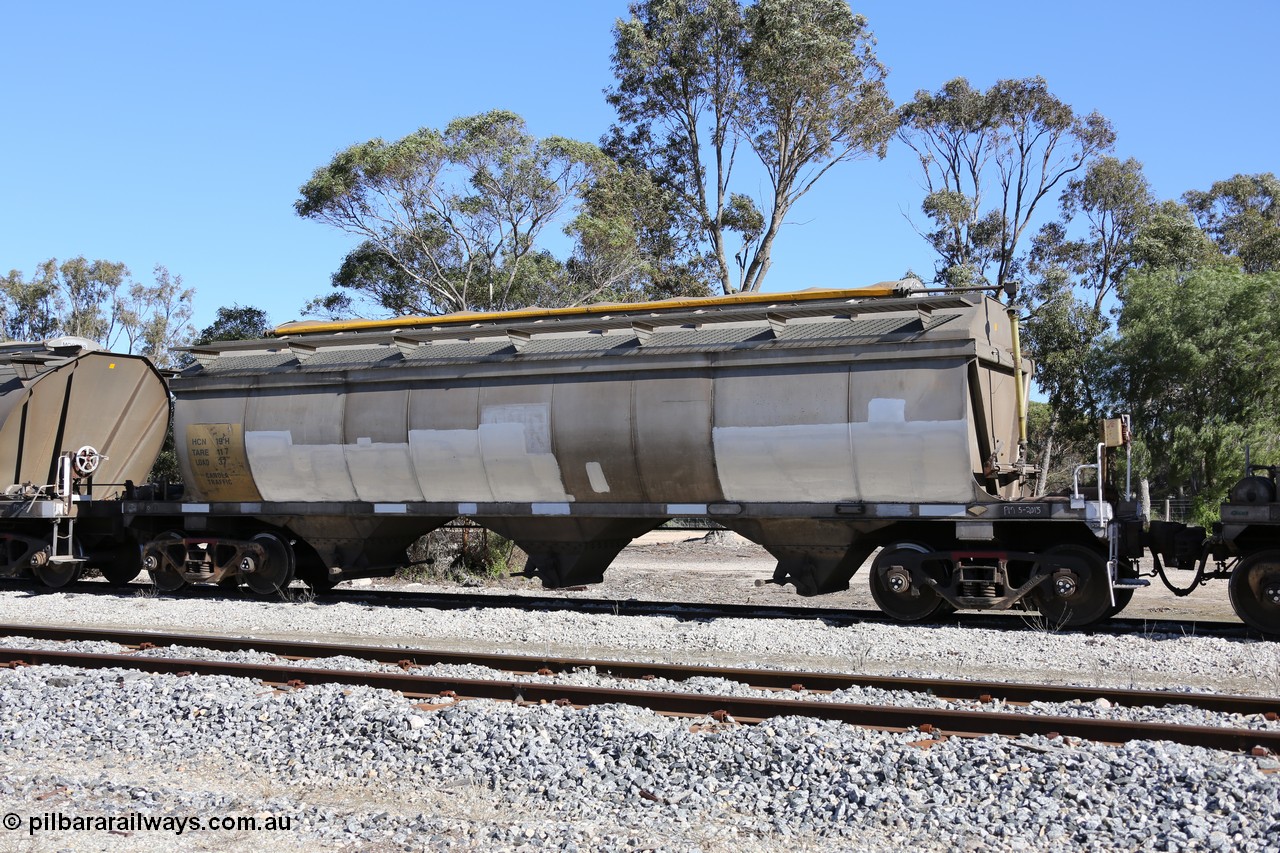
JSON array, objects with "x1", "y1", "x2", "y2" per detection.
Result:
[{"x1": 272, "y1": 283, "x2": 905, "y2": 337}]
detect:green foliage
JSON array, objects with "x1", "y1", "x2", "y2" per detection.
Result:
[
  {"x1": 401, "y1": 527, "x2": 519, "y2": 583},
  {"x1": 1183, "y1": 173, "x2": 1280, "y2": 273},
  {"x1": 1130, "y1": 200, "x2": 1224, "y2": 272},
  {"x1": 296, "y1": 110, "x2": 645, "y2": 317},
  {"x1": 607, "y1": 0, "x2": 893, "y2": 294},
  {"x1": 1021, "y1": 288, "x2": 1110, "y2": 422},
  {"x1": 146, "y1": 426, "x2": 181, "y2": 486},
  {"x1": 195, "y1": 304, "x2": 272, "y2": 344},
  {"x1": 567, "y1": 159, "x2": 713, "y2": 302},
  {"x1": 1109, "y1": 267, "x2": 1280, "y2": 499},
  {"x1": 115, "y1": 265, "x2": 196, "y2": 369},
  {"x1": 0, "y1": 268, "x2": 59, "y2": 341},
  {"x1": 1, "y1": 259, "x2": 193, "y2": 365},
  {"x1": 1048, "y1": 156, "x2": 1154, "y2": 312},
  {"x1": 899, "y1": 76, "x2": 1115, "y2": 291}
]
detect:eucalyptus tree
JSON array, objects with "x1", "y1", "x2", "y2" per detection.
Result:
[
  {"x1": 607, "y1": 0, "x2": 894, "y2": 295},
  {"x1": 1110, "y1": 267, "x2": 1280, "y2": 513},
  {"x1": 1184, "y1": 172, "x2": 1280, "y2": 273},
  {"x1": 296, "y1": 110, "x2": 615, "y2": 316},
  {"x1": 0, "y1": 259, "x2": 193, "y2": 366},
  {"x1": 115, "y1": 265, "x2": 195, "y2": 369},
  {"x1": 195, "y1": 304, "x2": 272, "y2": 344},
  {"x1": 1019, "y1": 158, "x2": 1152, "y2": 423},
  {"x1": 898, "y1": 76, "x2": 1115, "y2": 291}
]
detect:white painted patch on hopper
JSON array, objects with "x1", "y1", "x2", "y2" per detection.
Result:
[
  {"x1": 245, "y1": 431, "x2": 358, "y2": 502},
  {"x1": 407, "y1": 404, "x2": 572, "y2": 504},
  {"x1": 408, "y1": 430, "x2": 491, "y2": 501},
  {"x1": 481, "y1": 403, "x2": 551, "y2": 452},
  {"x1": 532, "y1": 502, "x2": 571, "y2": 515},
  {"x1": 457, "y1": 502, "x2": 478, "y2": 515},
  {"x1": 667, "y1": 503, "x2": 708, "y2": 515},
  {"x1": 585, "y1": 461, "x2": 611, "y2": 493},
  {"x1": 847, "y1": 417, "x2": 972, "y2": 502},
  {"x1": 344, "y1": 441, "x2": 425, "y2": 501},
  {"x1": 180, "y1": 503, "x2": 210, "y2": 513},
  {"x1": 374, "y1": 503, "x2": 407, "y2": 514},
  {"x1": 713, "y1": 415, "x2": 975, "y2": 504},
  {"x1": 712, "y1": 423, "x2": 856, "y2": 503},
  {"x1": 868, "y1": 397, "x2": 906, "y2": 422},
  {"x1": 476, "y1": 422, "x2": 573, "y2": 502}
]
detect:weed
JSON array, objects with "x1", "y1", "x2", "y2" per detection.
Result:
[
  {"x1": 280, "y1": 585, "x2": 316, "y2": 605},
  {"x1": 1017, "y1": 606, "x2": 1071, "y2": 634}
]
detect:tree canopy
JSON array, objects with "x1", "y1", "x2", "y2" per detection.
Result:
[
  {"x1": 1108, "y1": 267, "x2": 1280, "y2": 512},
  {"x1": 899, "y1": 76, "x2": 1115, "y2": 291},
  {"x1": 195, "y1": 304, "x2": 272, "y2": 344},
  {"x1": 607, "y1": 0, "x2": 894, "y2": 295},
  {"x1": 1184, "y1": 172, "x2": 1280, "y2": 274},
  {"x1": 1, "y1": 259, "x2": 194, "y2": 368},
  {"x1": 296, "y1": 110, "x2": 664, "y2": 317}
]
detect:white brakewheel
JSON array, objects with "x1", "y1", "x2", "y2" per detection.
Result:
[{"x1": 73, "y1": 446, "x2": 102, "y2": 476}]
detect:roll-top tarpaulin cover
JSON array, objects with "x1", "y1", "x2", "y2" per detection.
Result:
[
  {"x1": 172, "y1": 282, "x2": 1029, "y2": 509},
  {"x1": 0, "y1": 339, "x2": 169, "y2": 498}
]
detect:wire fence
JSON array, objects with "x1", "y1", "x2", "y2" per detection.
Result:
[{"x1": 1157, "y1": 498, "x2": 1198, "y2": 524}]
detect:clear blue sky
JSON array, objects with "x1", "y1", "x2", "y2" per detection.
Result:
[{"x1": 2, "y1": 1, "x2": 1275, "y2": 333}]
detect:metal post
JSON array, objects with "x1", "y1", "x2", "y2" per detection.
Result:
[{"x1": 1006, "y1": 307, "x2": 1028, "y2": 465}]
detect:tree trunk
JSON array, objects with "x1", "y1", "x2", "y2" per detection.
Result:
[{"x1": 1035, "y1": 417, "x2": 1057, "y2": 497}]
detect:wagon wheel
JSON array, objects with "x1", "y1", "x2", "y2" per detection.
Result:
[
  {"x1": 243, "y1": 532, "x2": 295, "y2": 595},
  {"x1": 1032, "y1": 544, "x2": 1114, "y2": 629},
  {"x1": 144, "y1": 532, "x2": 188, "y2": 591},
  {"x1": 99, "y1": 541, "x2": 143, "y2": 586},
  {"x1": 1228, "y1": 550, "x2": 1280, "y2": 636},
  {"x1": 869, "y1": 543, "x2": 951, "y2": 622},
  {"x1": 31, "y1": 551, "x2": 82, "y2": 588}
]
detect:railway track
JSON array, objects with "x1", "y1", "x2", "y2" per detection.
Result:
[
  {"x1": 0, "y1": 577, "x2": 1254, "y2": 639},
  {"x1": 1, "y1": 624, "x2": 1277, "y2": 754}
]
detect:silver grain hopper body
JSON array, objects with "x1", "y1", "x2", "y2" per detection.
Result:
[{"x1": 170, "y1": 283, "x2": 1030, "y2": 591}]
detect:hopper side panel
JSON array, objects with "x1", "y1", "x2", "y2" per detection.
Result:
[
  {"x1": 244, "y1": 390, "x2": 357, "y2": 502},
  {"x1": 407, "y1": 384, "x2": 493, "y2": 502},
  {"x1": 342, "y1": 386, "x2": 423, "y2": 502},
  {"x1": 474, "y1": 384, "x2": 572, "y2": 503},
  {"x1": 551, "y1": 378, "x2": 645, "y2": 502},
  {"x1": 632, "y1": 374, "x2": 721, "y2": 503}
]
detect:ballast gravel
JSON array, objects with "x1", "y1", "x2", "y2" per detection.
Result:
[
  {"x1": 1, "y1": 663, "x2": 1278, "y2": 852},
  {"x1": 1, "y1": 635, "x2": 1276, "y2": 734},
  {"x1": 1, "y1": 577, "x2": 1279, "y2": 850}
]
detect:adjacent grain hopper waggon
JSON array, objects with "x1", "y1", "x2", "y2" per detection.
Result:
[
  {"x1": 0, "y1": 338, "x2": 169, "y2": 586},
  {"x1": 1150, "y1": 464, "x2": 1280, "y2": 634},
  {"x1": 142, "y1": 280, "x2": 1147, "y2": 626}
]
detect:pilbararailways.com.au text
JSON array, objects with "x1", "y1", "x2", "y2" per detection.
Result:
[{"x1": 6, "y1": 811, "x2": 292, "y2": 836}]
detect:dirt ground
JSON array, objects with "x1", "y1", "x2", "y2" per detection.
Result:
[{"x1": 389, "y1": 530, "x2": 1243, "y2": 626}]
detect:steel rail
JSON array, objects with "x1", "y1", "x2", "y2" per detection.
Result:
[
  {"x1": 0, "y1": 579, "x2": 1251, "y2": 638},
  {"x1": 1, "y1": 646, "x2": 1277, "y2": 754},
  {"x1": 1, "y1": 624, "x2": 1276, "y2": 717}
]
